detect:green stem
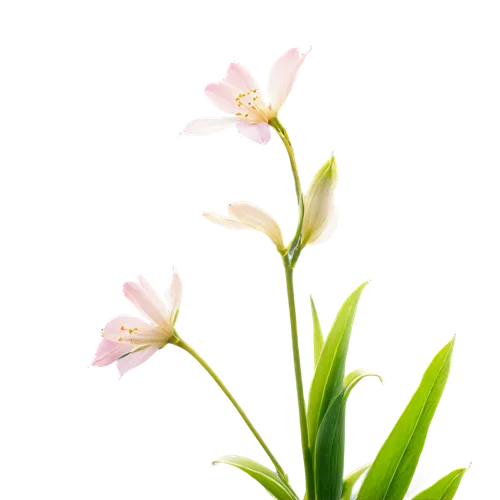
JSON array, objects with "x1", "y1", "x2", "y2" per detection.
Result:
[
  {"x1": 283, "y1": 262, "x2": 315, "y2": 500},
  {"x1": 174, "y1": 337, "x2": 290, "y2": 483},
  {"x1": 269, "y1": 117, "x2": 304, "y2": 258}
]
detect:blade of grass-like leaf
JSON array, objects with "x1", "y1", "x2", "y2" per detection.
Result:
[
  {"x1": 314, "y1": 392, "x2": 344, "y2": 500},
  {"x1": 344, "y1": 366, "x2": 384, "y2": 404},
  {"x1": 307, "y1": 282, "x2": 369, "y2": 452},
  {"x1": 342, "y1": 463, "x2": 372, "y2": 500},
  {"x1": 411, "y1": 466, "x2": 469, "y2": 500},
  {"x1": 314, "y1": 367, "x2": 384, "y2": 500},
  {"x1": 310, "y1": 295, "x2": 324, "y2": 367},
  {"x1": 357, "y1": 337, "x2": 456, "y2": 500},
  {"x1": 213, "y1": 455, "x2": 298, "y2": 500}
]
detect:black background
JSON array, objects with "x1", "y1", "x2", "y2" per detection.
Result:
[{"x1": 76, "y1": 34, "x2": 483, "y2": 499}]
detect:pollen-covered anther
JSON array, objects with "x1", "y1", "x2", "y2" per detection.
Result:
[
  {"x1": 118, "y1": 336, "x2": 123, "y2": 341},
  {"x1": 120, "y1": 326, "x2": 125, "y2": 331}
]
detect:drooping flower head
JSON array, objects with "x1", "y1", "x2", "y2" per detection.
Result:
[
  {"x1": 182, "y1": 47, "x2": 310, "y2": 144},
  {"x1": 92, "y1": 270, "x2": 182, "y2": 377},
  {"x1": 204, "y1": 201, "x2": 285, "y2": 252}
]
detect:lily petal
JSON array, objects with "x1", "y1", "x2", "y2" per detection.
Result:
[
  {"x1": 101, "y1": 314, "x2": 165, "y2": 344},
  {"x1": 92, "y1": 338, "x2": 133, "y2": 367},
  {"x1": 203, "y1": 212, "x2": 252, "y2": 230},
  {"x1": 182, "y1": 117, "x2": 240, "y2": 136},
  {"x1": 205, "y1": 83, "x2": 241, "y2": 114},
  {"x1": 235, "y1": 121, "x2": 271, "y2": 144},
  {"x1": 166, "y1": 268, "x2": 182, "y2": 325},
  {"x1": 223, "y1": 63, "x2": 259, "y2": 93},
  {"x1": 228, "y1": 201, "x2": 284, "y2": 250},
  {"x1": 268, "y1": 47, "x2": 311, "y2": 111},
  {"x1": 123, "y1": 277, "x2": 169, "y2": 328},
  {"x1": 117, "y1": 345, "x2": 159, "y2": 378},
  {"x1": 135, "y1": 273, "x2": 167, "y2": 312}
]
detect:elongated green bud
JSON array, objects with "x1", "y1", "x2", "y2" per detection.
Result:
[{"x1": 301, "y1": 155, "x2": 339, "y2": 247}]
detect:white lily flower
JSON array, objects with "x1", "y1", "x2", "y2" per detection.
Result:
[
  {"x1": 182, "y1": 47, "x2": 310, "y2": 144},
  {"x1": 204, "y1": 201, "x2": 285, "y2": 252},
  {"x1": 301, "y1": 156, "x2": 339, "y2": 247}
]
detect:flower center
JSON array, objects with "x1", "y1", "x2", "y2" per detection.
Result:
[
  {"x1": 234, "y1": 89, "x2": 273, "y2": 123},
  {"x1": 117, "y1": 324, "x2": 171, "y2": 347}
]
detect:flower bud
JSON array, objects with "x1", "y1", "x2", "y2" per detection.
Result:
[{"x1": 301, "y1": 155, "x2": 339, "y2": 246}]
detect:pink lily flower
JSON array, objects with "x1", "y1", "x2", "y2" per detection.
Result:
[
  {"x1": 92, "y1": 271, "x2": 182, "y2": 378},
  {"x1": 182, "y1": 47, "x2": 310, "y2": 144}
]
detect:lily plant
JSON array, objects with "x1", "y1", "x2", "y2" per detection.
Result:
[{"x1": 93, "y1": 48, "x2": 469, "y2": 500}]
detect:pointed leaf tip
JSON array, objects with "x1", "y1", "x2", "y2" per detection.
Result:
[
  {"x1": 212, "y1": 455, "x2": 297, "y2": 500},
  {"x1": 310, "y1": 295, "x2": 324, "y2": 367},
  {"x1": 342, "y1": 462, "x2": 372, "y2": 500},
  {"x1": 357, "y1": 337, "x2": 456, "y2": 500},
  {"x1": 411, "y1": 465, "x2": 469, "y2": 499}
]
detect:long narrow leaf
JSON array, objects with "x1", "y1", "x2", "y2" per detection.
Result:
[
  {"x1": 357, "y1": 337, "x2": 456, "y2": 500},
  {"x1": 314, "y1": 390, "x2": 344, "y2": 500},
  {"x1": 341, "y1": 463, "x2": 372, "y2": 500},
  {"x1": 310, "y1": 295, "x2": 324, "y2": 367},
  {"x1": 212, "y1": 455, "x2": 297, "y2": 500},
  {"x1": 314, "y1": 367, "x2": 384, "y2": 500},
  {"x1": 307, "y1": 282, "x2": 369, "y2": 452},
  {"x1": 412, "y1": 466, "x2": 469, "y2": 500},
  {"x1": 344, "y1": 366, "x2": 384, "y2": 405}
]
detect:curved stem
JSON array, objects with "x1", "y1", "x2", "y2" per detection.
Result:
[
  {"x1": 174, "y1": 337, "x2": 290, "y2": 484},
  {"x1": 283, "y1": 262, "x2": 315, "y2": 500},
  {"x1": 269, "y1": 118, "x2": 304, "y2": 258}
]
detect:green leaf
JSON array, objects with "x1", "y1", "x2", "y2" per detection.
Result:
[
  {"x1": 307, "y1": 282, "x2": 369, "y2": 452},
  {"x1": 411, "y1": 466, "x2": 469, "y2": 500},
  {"x1": 212, "y1": 455, "x2": 297, "y2": 500},
  {"x1": 310, "y1": 295, "x2": 324, "y2": 367},
  {"x1": 341, "y1": 463, "x2": 372, "y2": 500},
  {"x1": 314, "y1": 367, "x2": 384, "y2": 500},
  {"x1": 314, "y1": 391, "x2": 345, "y2": 500},
  {"x1": 344, "y1": 366, "x2": 384, "y2": 406},
  {"x1": 405, "y1": 464, "x2": 435, "y2": 498},
  {"x1": 357, "y1": 337, "x2": 456, "y2": 500}
]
